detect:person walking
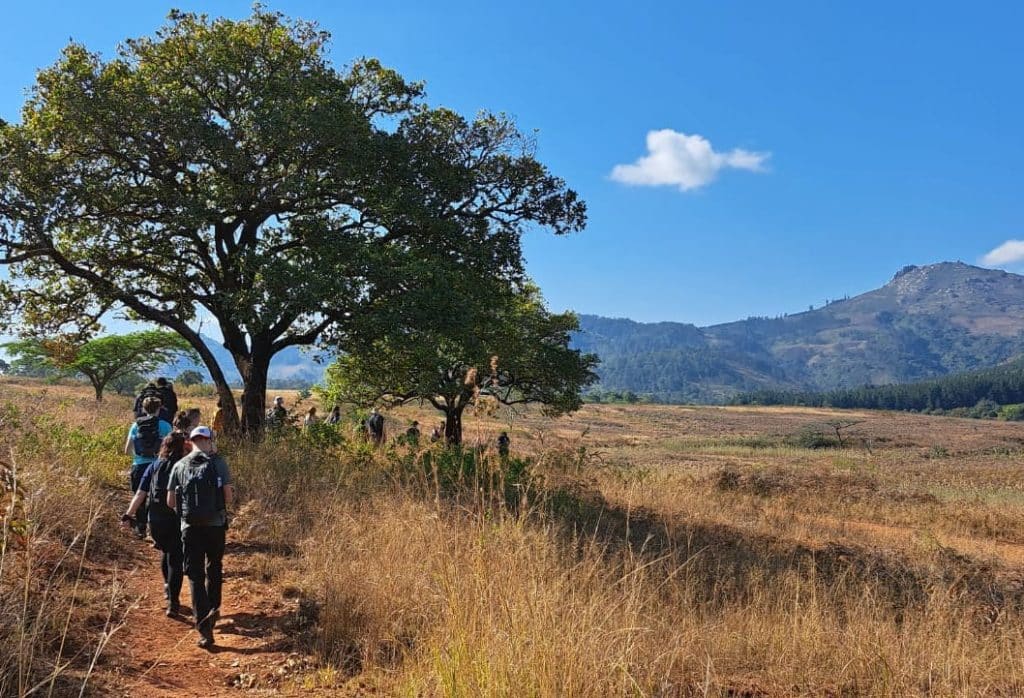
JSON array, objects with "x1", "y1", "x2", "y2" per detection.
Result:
[
  {"x1": 167, "y1": 426, "x2": 234, "y2": 648},
  {"x1": 212, "y1": 397, "x2": 227, "y2": 436},
  {"x1": 497, "y1": 431, "x2": 511, "y2": 458},
  {"x1": 121, "y1": 432, "x2": 189, "y2": 616},
  {"x1": 172, "y1": 411, "x2": 192, "y2": 435},
  {"x1": 123, "y1": 397, "x2": 172, "y2": 539},
  {"x1": 266, "y1": 396, "x2": 287, "y2": 429},
  {"x1": 365, "y1": 408, "x2": 385, "y2": 446},
  {"x1": 133, "y1": 382, "x2": 162, "y2": 418},
  {"x1": 155, "y1": 377, "x2": 178, "y2": 422},
  {"x1": 303, "y1": 406, "x2": 319, "y2": 429},
  {"x1": 405, "y1": 420, "x2": 421, "y2": 446},
  {"x1": 324, "y1": 405, "x2": 342, "y2": 426}
]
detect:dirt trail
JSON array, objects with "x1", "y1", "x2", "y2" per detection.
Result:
[{"x1": 94, "y1": 528, "x2": 307, "y2": 697}]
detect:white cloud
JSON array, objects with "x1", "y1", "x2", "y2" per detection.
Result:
[
  {"x1": 610, "y1": 129, "x2": 769, "y2": 192},
  {"x1": 981, "y1": 240, "x2": 1024, "y2": 266}
]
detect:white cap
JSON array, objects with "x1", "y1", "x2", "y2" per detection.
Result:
[{"x1": 189, "y1": 426, "x2": 213, "y2": 440}]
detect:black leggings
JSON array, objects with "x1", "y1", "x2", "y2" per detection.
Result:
[{"x1": 150, "y1": 518, "x2": 183, "y2": 604}]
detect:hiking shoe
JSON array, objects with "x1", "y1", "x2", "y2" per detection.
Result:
[
  {"x1": 197, "y1": 632, "x2": 214, "y2": 649},
  {"x1": 166, "y1": 602, "x2": 180, "y2": 618}
]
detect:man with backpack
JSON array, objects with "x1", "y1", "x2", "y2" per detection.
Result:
[
  {"x1": 155, "y1": 377, "x2": 178, "y2": 422},
  {"x1": 365, "y1": 408, "x2": 385, "y2": 446},
  {"x1": 123, "y1": 396, "x2": 173, "y2": 538},
  {"x1": 167, "y1": 426, "x2": 234, "y2": 649},
  {"x1": 133, "y1": 382, "x2": 162, "y2": 418}
]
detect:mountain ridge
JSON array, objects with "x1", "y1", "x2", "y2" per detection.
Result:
[{"x1": 575, "y1": 262, "x2": 1024, "y2": 402}]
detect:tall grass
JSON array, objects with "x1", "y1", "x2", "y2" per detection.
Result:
[{"x1": 1, "y1": 392, "x2": 130, "y2": 697}]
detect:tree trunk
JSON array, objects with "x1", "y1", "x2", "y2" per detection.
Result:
[
  {"x1": 444, "y1": 407, "x2": 464, "y2": 446},
  {"x1": 238, "y1": 351, "x2": 271, "y2": 439},
  {"x1": 91, "y1": 380, "x2": 104, "y2": 402}
]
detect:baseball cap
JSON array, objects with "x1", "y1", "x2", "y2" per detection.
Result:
[{"x1": 189, "y1": 426, "x2": 213, "y2": 440}]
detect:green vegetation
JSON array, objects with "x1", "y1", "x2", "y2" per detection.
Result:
[
  {"x1": 2, "y1": 331, "x2": 195, "y2": 400},
  {"x1": 0, "y1": 7, "x2": 584, "y2": 436},
  {"x1": 576, "y1": 263, "x2": 1024, "y2": 403},
  {"x1": 732, "y1": 356, "x2": 1024, "y2": 418},
  {"x1": 319, "y1": 284, "x2": 597, "y2": 444}
]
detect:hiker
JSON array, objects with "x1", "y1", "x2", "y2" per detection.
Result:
[
  {"x1": 365, "y1": 408, "x2": 385, "y2": 446},
  {"x1": 265, "y1": 396, "x2": 287, "y2": 429},
  {"x1": 405, "y1": 420, "x2": 421, "y2": 446},
  {"x1": 212, "y1": 397, "x2": 226, "y2": 435},
  {"x1": 167, "y1": 426, "x2": 234, "y2": 649},
  {"x1": 497, "y1": 431, "x2": 511, "y2": 458},
  {"x1": 186, "y1": 407, "x2": 202, "y2": 431},
  {"x1": 155, "y1": 377, "x2": 178, "y2": 421},
  {"x1": 172, "y1": 411, "x2": 192, "y2": 435},
  {"x1": 133, "y1": 382, "x2": 161, "y2": 418},
  {"x1": 123, "y1": 397, "x2": 173, "y2": 539},
  {"x1": 120, "y1": 432, "x2": 189, "y2": 616},
  {"x1": 324, "y1": 405, "x2": 342, "y2": 426},
  {"x1": 430, "y1": 422, "x2": 444, "y2": 443},
  {"x1": 303, "y1": 406, "x2": 319, "y2": 429}
]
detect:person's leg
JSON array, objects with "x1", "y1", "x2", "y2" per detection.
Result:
[
  {"x1": 206, "y1": 526, "x2": 226, "y2": 618},
  {"x1": 152, "y1": 520, "x2": 183, "y2": 610},
  {"x1": 183, "y1": 527, "x2": 211, "y2": 634},
  {"x1": 167, "y1": 525, "x2": 184, "y2": 608}
]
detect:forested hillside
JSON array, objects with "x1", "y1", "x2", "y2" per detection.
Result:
[
  {"x1": 730, "y1": 357, "x2": 1024, "y2": 416},
  {"x1": 576, "y1": 262, "x2": 1024, "y2": 403}
]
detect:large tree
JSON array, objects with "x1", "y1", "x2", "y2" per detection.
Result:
[
  {"x1": 3, "y1": 331, "x2": 195, "y2": 400},
  {"x1": 319, "y1": 283, "x2": 598, "y2": 445},
  {"x1": 0, "y1": 8, "x2": 585, "y2": 436}
]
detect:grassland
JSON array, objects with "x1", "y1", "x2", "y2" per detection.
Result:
[{"x1": 3, "y1": 377, "x2": 1024, "y2": 695}]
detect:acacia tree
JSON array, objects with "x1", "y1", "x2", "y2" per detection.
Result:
[
  {"x1": 319, "y1": 283, "x2": 598, "y2": 445},
  {"x1": 0, "y1": 8, "x2": 585, "y2": 436},
  {"x1": 3, "y1": 330, "x2": 195, "y2": 400}
]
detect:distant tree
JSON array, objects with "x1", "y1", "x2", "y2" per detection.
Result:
[
  {"x1": 176, "y1": 369, "x2": 205, "y2": 387},
  {"x1": 110, "y1": 371, "x2": 146, "y2": 396},
  {"x1": 3, "y1": 331, "x2": 196, "y2": 400},
  {"x1": 0, "y1": 358, "x2": 8, "y2": 374},
  {"x1": 318, "y1": 284, "x2": 598, "y2": 445},
  {"x1": 0, "y1": 8, "x2": 585, "y2": 437}
]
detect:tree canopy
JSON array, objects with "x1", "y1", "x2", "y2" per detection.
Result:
[
  {"x1": 0, "y1": 7, "x2": 585, "y2": 435},
  {"x1": 318, "y1": 283, "x2": 598, "y2": 445},
  {"x1": 2, "y1": 331, "x2": 195, "y2": 400}
]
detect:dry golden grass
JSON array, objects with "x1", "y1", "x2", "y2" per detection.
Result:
[{"x1": 6, "y1": 376, "x2": 1024, "y2": 695}]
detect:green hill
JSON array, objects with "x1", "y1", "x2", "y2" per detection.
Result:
[{"x1": 575, "y1": 262, "x2": 1024, "y2": 403}]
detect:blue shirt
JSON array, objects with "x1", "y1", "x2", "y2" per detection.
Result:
[{"x1": 127, "y1": 419, "x2": 172, "y2": 466}]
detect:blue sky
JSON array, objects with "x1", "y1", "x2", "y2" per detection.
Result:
[{"x1": 2, "y1": 1, "x2": 1023, "y2": 326}]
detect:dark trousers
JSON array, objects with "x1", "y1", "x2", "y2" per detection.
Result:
[
  {"x1": 183, "y1": 525, "x2": 226, "y2": 632},
  {"x1": 129, "y1": 463, "x2": 150, "y2": 536},
  {"x1": 150, "y1": 518, "x2": 183, "y2": 605}
]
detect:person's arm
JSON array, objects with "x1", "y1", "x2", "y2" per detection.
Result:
[
  {"x1": 124, "y1": 431, "x2": 135, "y2": 457},
  {"x1": 121, "y1": 489, "x2": 147, "y2": 527},
  {"x1": 166, "y1": 489, "x2": 177, "y2": 511},
  {"x1": 223, "y1": 484, "x2": 234, "y2": 510}
]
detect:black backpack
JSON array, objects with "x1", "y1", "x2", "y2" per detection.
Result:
[
  {"x1": 134, "y1": 386, "x2": 161, "y2": 418},
  {"x1": 147, "y1": 458, "x2": 176, "y2": 517},
  {"x1": 134, "y1": 415, "x2": 161, "y2": 459},
  {"x1": 178, "y1": 454, "x2": 224, "y2": 526},
  {"x1": 367, "y1": 413, "x2": 384, "y2": 436}
]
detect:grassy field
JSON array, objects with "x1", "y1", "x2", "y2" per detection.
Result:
[{"x1": 3, "y1": 377, "x2": 1024, "y2": 695}]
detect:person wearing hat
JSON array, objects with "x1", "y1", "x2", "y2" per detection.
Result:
[
  {"x1": 265, "y1": 395, "x2": 287, "y2": 430},
  {"x1": 166, "y1": 426, "x2": 234, "y2": 648}
]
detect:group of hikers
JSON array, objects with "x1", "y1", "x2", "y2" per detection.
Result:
[
  {"x1": 120, "y1": 377, "x2": 233, "y2": 649},
  {"x1": 119, "y1": 381, "x2": 512, "y2": 649}
]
